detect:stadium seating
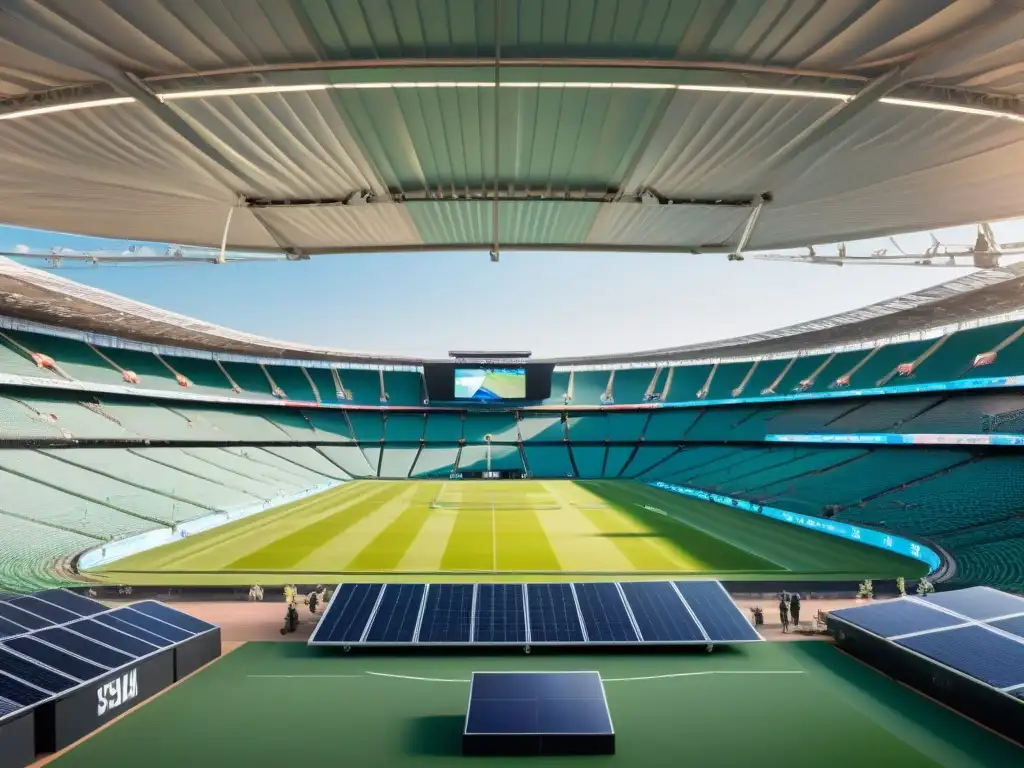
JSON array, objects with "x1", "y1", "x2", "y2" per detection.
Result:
[
  {"x1": 571, "y1": 446, "x2": 607, "y2": 478},
  {"x1": 463, "y1": 412, "x2": 518, "y2": 442},
  {"x1": 424, "y1": 413, "x2": 463, "y2": 441},
  {"x1": 411, "y1": 446, "x2": 460, "y2": 477},
  {"x1": 610, "y1": 368, "x2": 654, "y2": 403},
  {"x1": 705, "y1": 362, "x2": 751, "y2": 400},
  {"x1": 570, "y1": 371, "x2": 610, "y2": 405},
  {"x1": 385, "y1": 413, "x2": 426, "y2": 441},
  {"x1": 383, "y1": 371, "x2": 424, "y2": 406},
  {"x1": 378, "y1": 447, "x2": 421, "y2": 478},
  {"x1": 523, "y1": 445, "x2": 574, "y2": 477}
]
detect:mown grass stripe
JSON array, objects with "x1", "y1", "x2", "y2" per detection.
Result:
[
  {"x1": 494, "y1": 509, "x2": 562, "y2": 571},
  {"x1": 226, "y1": 482, "x2": 410, "y2": 570},
  {"x1": 344, "y1": 483, "x2": 438, "y2": 571},
  {"x1": 97, "y1": 483, "x2": 370, "y2": 572},
  {"x1": 440, "y1": 509, "x2": 493, "y2": 571}
]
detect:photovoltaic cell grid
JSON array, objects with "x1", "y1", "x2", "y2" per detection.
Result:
[
  {"x1": 830, "y1": 587, "x2": 1024, "y2": 695},
  {"x1": 0, "y1": 590, "x2": 217, "y2": 724},
  {"x1": 310, "y1": 580, "x2": 760, "y2": 646},
  {"x1": 465, "y1": 672, "x2": 613, "y2": 735}
]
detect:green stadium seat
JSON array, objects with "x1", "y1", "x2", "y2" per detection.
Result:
[
  {"x1": 610, "y1": 368, "x2": 655, "y2": 404},
  {"x1": 412, "y1": 446, "x2": 460, "y2": 477},
  {"x1": 378, "y1": 447, "x2": 421, "y2": 478},
  {"x1": 382, "y1": 371, "x2": 424, "y2": 406},
  {"x1": 517, "y1": 413, "x2": 565, "y2": 441},
  {"x1": 385, "y1": 413, "x2": 426, "y2": 441},
  {"x1": 523, "y1": 445, "x2": 575, "y2": 477},
  {"x1": 424, "y1": 413, "x2": 463, "y2": 441}
]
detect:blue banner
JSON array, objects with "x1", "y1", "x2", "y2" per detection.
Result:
[
  {"x1": 767, "y1": 433, "x2": 1024, "y2": 447},
  {"x1": 648, "y1": 481, "x2": 941, "y2": 572}
]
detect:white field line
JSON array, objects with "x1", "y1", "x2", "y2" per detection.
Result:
[{"x1": 247, "y1": 670, "x2": 806, "y2": 684}]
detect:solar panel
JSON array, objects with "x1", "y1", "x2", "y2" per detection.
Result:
[
  {"x1": 35, "y1": 627, "x2": 134, "y2": 669},
  {"x1": 474, "y1": 584, "x2": 526, "y2": 644},
  {"x1": 310, "y1": 580, "x2": 755, "y2": 647},
  {"x1": 0, "y1": 694, "x2": 21, "y2": 719},
  {"x1": 0, "y1": 672, "x2": 48, "y2": 707},
  {"x1": 897, "y1": 625, "x2": 1024, "y2": 690},
  {"x1": 4, "y1": 637, "x2": 108, "y2": 680},
  {"x1": 619, "y1": 581, "x2": 704, "y2": 643},
  {"x1": 829, "y1": 599, "x2": 966, "y2": 638},
  {"x1": 94, "y1": 613, "x2": 178, "y2": 647},
  {"x1": 10, "y1": 596, "x2": 80, "y2": 625},
  {"x1": 573, "y1": 584, "x2": 637, "y2": 643},
  {"x1": 70, "y1": 619, "x2": 157, "y2": 657},
  {"x1": 364, "y1": 584, "x2": 425, "y2": 643},
  {"x1": 0, "y1": 603, "x2": 51, "y2": 631},
  {"x1": 0, "y1": 616, "x2": 26, "y2": 639},
  {"x1": 464, "y1": 672, "x2": 614, "y2": 756},
  {"x1": 921, "y1": 587, "x2": 1024, "y2": 621},
  {"x1": 110, "y1": 608, "x2": 194, "y2": 643},
  {"x1": 0, "y1": 647, "x2": 78, "y2": 694},
  {"x1": 35, "y1": 589, "x2": 107, "y2": 617},
  {"x1": 127, "y1": 602, "x2": 216, "y2": 635},
  {"x1": 311, "y1": 583, "x2": 383, "y2": 643},
  {"x1": 525, "y1": 585, "x2": 585, "y2": 644},
  {"x1": 418, "y1": 585, "x2": 474, "y2": 644},
  {"x1": 674, "y1": 581, "x2": 760, "y2": 642},
  {"x1": 989, "y1": 614, "x2": 1024, "y2": 640}
]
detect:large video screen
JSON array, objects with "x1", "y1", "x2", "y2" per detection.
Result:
[{"x1": 454, "y1": 367, "x2": 526, "y2": 401}]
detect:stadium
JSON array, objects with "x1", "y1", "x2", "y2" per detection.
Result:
[{"x1": 1, "y1": 1, "x2": 1024, "y2": 766}]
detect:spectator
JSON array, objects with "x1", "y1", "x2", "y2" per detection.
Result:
[
  {"x1": 778, "y1": 595, "x2": 790, "y2": 634},
  {"x1": 790, "y1": 593, "x2": 802, "y2": 626}
]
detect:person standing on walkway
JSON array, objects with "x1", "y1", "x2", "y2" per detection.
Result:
[
  {"x1": 779, "y1": 594, "x2": 790, "y2": 633},
  {"x1": 790, "y1": 593, "x2": 802, "y2": 626}
]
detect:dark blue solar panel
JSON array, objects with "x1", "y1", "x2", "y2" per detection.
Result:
[
  {"x1": 922, "y1": 588, "x2": 1024, "y2": 621},
  {"x1": 68, "y1": 620, "x2": 155, "y2": 657},
  {"x1": 35, "y1": 590, "x2": 106, "y2": 617},
  {"x1": 830, "y1": 599, "x2": 966, "y2": 638},
  {"x1": 474, "y1": 584, "x2": 526, "y2": 643},
  {"x1": 364, "y1": 584, "x2": 425, "y2": 643},
  {"x1": 526, "y1": 584, "x2": 585, "y2": 643},
  {"x1": 10, "y1": 596, "x2": 79, "y2": 624},
  {"x1": 418, "y1": 585, "x2": 474, "y2": 643},
  {"x1": 0, "y1": 695, "x2": 21, "y2": 719},
  {"x1": 314, "y1": 584, "x2": 383, "y2": 643},
  {"x1": 94, "y1": 615, "x2": 173, "y2": 649},
  {"x1": 0, "y1": 617, "x2": 26, "y2": 639},
  {"x1": 989, "y1": 614, "x2": 1024, "y2": 640},
  {"x1": 573, "y1": 583, "x2": 637, "y2": 643},
  {"x1": 466, "y1": 673, "x2": 611, "y2": 735},
  {"x1": 127, "y1": 603, "x2": 214, "y2": 635},
  {"x1": 0, "y1": 648, "x2": 77, "y2": 693},
  {"x1": 674, "y1": 582, "x2": 759, "y2": 642},
  {"x1": 897, "y1": 625, "x2": 1024, "y2": 689},
  {"x1": 36, "y1": 627, "x2": 134, "y2": 669},
  {"x1": 5, "y1": 637, "x2": 108, "y2": 680},
  {"x1": 0, "y1": 603, "x2": 50, "y2": 631},
  {"x1": 0, "y1": 673, "x2": 48, "y2": 707},
  {"x1": 619, "y1": 582, "x2": 704, "y2": 642},
  {"x1": 102, "y1": 610, "x2": 190, "y2": 644}
]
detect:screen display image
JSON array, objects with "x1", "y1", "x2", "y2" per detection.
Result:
[{"x1": 454, "y1": 368, "x2": 526, "y2": 401}]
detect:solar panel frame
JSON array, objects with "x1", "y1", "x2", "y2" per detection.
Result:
[
  {"x1": 362, "y1": 584, "x2": 428, "y2": 644},
  {"x1": 673, "y1": 581, "x2": 761, "y2": 643},
  {"x1": 308, "y1": 584, "x2": 385, "y2": 645},
  {"x1": 829, "y1": 591, "x2": 1024, "y2": 704},
  {"x1": 34, "y1": 627, "x2": 135, "y2": 670},
  {"x1": 828, "y1": 598, "x2": 968, "y2": 639},
  {"x1": 618, "y1": 581, "x2": 706, "y2": 644},
  {"x1": 9, "y1": 596, "x2": 81, "y2": 625},
  {"x1": 573, "y1": 583, "x2": 639, "y2": 644},
  {"x1": 0, "y1": 603, "x2": 52, "y2": 631},
  {"x1": 464, "y1": 671, "x2": 614, "y2": 737},
  {"x1": 895, "y1": 624, "x2": 1024, "y2": 691},
  {"x1": 417, "y1": 584, "x2": 476, "y2": 645},
  {"x1": 34, "y1": 589, "x2": 108, "y2": 617},
  {"x1": 919, "y1": 587, "x2": 1024, "y2": 622},
  {"x1": 4, "y1": 636, "x2": 109, "y2": 681},
  {"x1": 472, "y1": 584, "x2": 528, "y2": 645},
  {"x1": 0, "y1": 597, "x2": 219, "y2": 726},
  {"x1": 309, "y1": 580, "x2": 757, "y2": 647}
]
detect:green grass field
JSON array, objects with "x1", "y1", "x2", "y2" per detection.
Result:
[
  {"x1": 49, "y1": 641, "x2": 1022, "y2": 767},
  {"x1": 91, "y1": 481, "x2": 927, "y2": 586}
]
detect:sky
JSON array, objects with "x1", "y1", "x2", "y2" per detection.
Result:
[{"x1": 2, "y1": 220, "x2": 1023, "y2": 359}]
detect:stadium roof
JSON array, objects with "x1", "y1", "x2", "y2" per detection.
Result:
[
  {"x1": 3, "y1": 257, "x2": 1023, "y2": 365},
  {"x1": 3, "y1": 1, "x2": 1024, "y2": 257}
]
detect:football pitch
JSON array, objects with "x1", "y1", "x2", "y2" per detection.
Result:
[
  {"x1": 91, "y1": 481, "x2": 927, "y2": 586},
  {"x1": 48, "y1": 642, "x2": 1021, "y2": 768}
]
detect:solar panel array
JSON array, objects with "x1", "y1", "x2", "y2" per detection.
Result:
[
  {"x1": 309, "y1": 580, "x2": 760, "y2": 647},
  {"x1": 0, "y1": 589, "x2": 217, "y2": 724},
  {"x1": 830, "y1": 586, "x2": 1024, "y2": 696}
]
